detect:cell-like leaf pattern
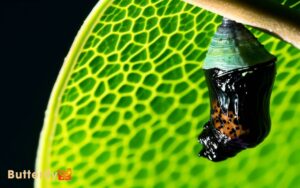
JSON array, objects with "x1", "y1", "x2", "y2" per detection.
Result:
[{"x1": 36, "y1": 0, "x2": 300, "y2": 187}]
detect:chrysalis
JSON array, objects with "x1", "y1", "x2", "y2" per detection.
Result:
[{"x1": 198, "y1": 18, "x2": 277, "y2": 162}]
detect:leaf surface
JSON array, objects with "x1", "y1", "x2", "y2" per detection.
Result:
[{"x1": 36, "y1": 0, "x2": 300, "y2": 187}]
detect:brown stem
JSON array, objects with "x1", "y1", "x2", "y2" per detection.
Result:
[{"x1": 183, "y1": 0, "x2": 300, "y2": 49}]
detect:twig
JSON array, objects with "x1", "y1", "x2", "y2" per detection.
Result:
[{"x1": 183, "y1": 0, "x2": 300, "y2": 49}]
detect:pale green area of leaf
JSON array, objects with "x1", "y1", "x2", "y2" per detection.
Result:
[{"x1": 36, "y1": 0, "x2": 300, "y2": 187}]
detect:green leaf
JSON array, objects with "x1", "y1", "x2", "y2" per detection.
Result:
[{"x1": 36, "y1": 0, "x2": 300, "y2": 187}]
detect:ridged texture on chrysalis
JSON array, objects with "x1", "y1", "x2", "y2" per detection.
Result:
[{"x1": 199, "y1": 18, "x2": 277, "y2": 162}]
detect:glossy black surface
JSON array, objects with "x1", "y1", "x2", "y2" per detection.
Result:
[{"x1": 199, "y1": 61, "x2": 276, "y2": 162}]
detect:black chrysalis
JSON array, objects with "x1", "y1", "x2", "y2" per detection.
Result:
[{"x1": 198, "y1": 18, "x2": 277, "y2": 162}]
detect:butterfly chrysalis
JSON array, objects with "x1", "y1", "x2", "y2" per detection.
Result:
[{"x1": 198, "y1": 18, "x2": 277, "y2": 162}]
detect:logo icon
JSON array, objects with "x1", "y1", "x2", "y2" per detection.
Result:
[{"x1": 57, "y1": 168, "x2": 72, "y2": 181}]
